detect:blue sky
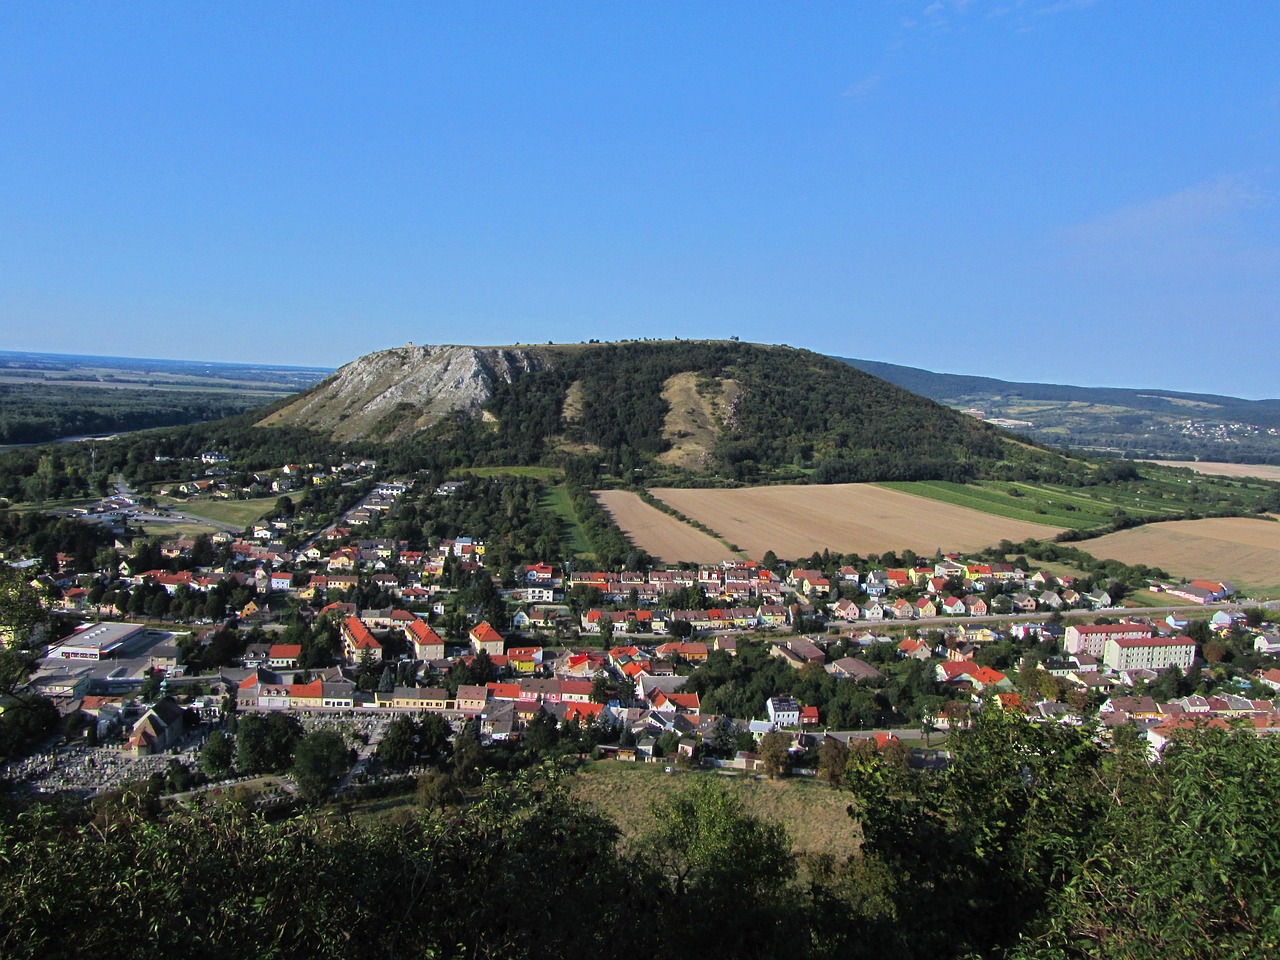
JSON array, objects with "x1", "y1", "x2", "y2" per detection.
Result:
[{"x1": 1, "y1": 1, "x2": 1277, "y2": 396}]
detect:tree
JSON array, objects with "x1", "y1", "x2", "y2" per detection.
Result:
[
  {"x1": 524, "y1": 709, "x2": 560, "y2": 756},
  {"x1": 644, "y1": 778, "x2": 796, "y2": 955},
  {"x1": 817, "y1": 735, "x2": 849, "y2": 786},
  {"x1": 377, "y1": 716, "x2": 419, "y2": 770},
  {"x1": 418, "y1": 713, "x2": 452, "y2": 766},
  {"x1": 758, "y1": 730, "x2": 790, "y2": 778},
  {"x1": 235, "y1": 712, "x2": 302, "y2": 775},
  {"x1": 452, "y1": 720, "x2": 483, "y2": 786},
  {"x1": 0, "y1": 567, "x2": 56, "y2": 764},
  {"x1": 377, "y1": 664, "x2": 396, "y2": 693},
  {"x1": 416, "y1": 768, "x2": 460, "y2": 811},
  {"x1": 139, "y1": 668, "x2": 164, "y2": 701},
  {"x1": 590, "y1": 673, "x2": 613, "y2": 704},
  {"x1": 200, "y1": 731, "x2": 235, "y2": 779},
  {"x1": 291, "y1": 729, "x2": 350, "y2": 801},
  {"x1": 1019, "y1": 725, "x2": 1280, "y2": 960}
]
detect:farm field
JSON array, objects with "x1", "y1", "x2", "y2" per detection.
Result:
[
  {"x1": 1081, "y1": 517, "x2": 1280, "y2": 595},
  {"x1": 1141, "y1": 460, "x2": 1280, "y2": 482},
  {"x1": 569, "y1": 761, "x2": 861, "y2": 859},
  {"x1": 594, "y1": 490, "x2": 736, "y2": 564},
  {"x1": 647, "y1": 483, "x2": 1063, "y2": 559}
]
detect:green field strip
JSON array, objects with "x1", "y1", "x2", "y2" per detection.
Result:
[
  {"x1": 879, "y1": 481, "x2": 1099, "y2": 528},
  {"x1": 542, "y1": 483, "x2": 592, "y2": 557},
  {"x1": 458, "y1": 465, "x2": 564, "y2": 479}
]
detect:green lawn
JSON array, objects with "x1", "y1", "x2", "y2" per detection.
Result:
[
  {"x1": 543, "y1": 483, "x2": 593, "y2": 557},
  {"x1": 162, "y1": 495, "x2": 289, "y2": 528}
]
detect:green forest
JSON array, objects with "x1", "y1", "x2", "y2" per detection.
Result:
[{"x1": 0, "y1": 383, "x2": 281, "y2": 446}]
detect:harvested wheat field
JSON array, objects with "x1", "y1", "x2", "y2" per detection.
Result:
[
  {"x1": 1082, "y1": 517, "x2": 1280, "y2": 593},
  {"x1": 594, "y1": 490, "x2": 737, "y2": 564},
  {"x1": 648, "y1": 483, "x2": 1063, "y2": 558},
  {"x1": 1141, "y1": 460, "x2": 1280, "y2": 482}
]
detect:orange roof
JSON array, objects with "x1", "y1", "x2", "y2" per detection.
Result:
[
  {"x1": 486, "y1": 682, "x2": 521, "y2": 700},
  {"x1": 289, "y1": 680, "x2": 323, "y2": 698},
  {"x1": 564, "y1": 703, "x2": 604, "y2": 722},
  {"x1": 406, "y1": 620, "x2": 443, "y2": 645},
  {"x1": 470, "y1": 621, "x2": 504, "y2": 644},
  {"x1": 268, "y1": 644, "x2": 302, "y2": 658},
  {"x1": 344, "y1": 616, "x2": 381, "y2": 649}
]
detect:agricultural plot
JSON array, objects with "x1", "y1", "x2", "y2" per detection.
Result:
[
  {"x1": 648, "y1": 483, "x2": 1063, "y2": 559},
  {"x1": 1141, "y1": 461, "x2": 1280, "y2": 482},
  {"x1": 882, "y1": 481, "x2": 1114, "y2": 529},
  {"x1": 594, "y1": 490, "x2": 737, "y2": 564},
  {"x1": 1081, "y1": 517, "x2": 1280, "y2": 595}
]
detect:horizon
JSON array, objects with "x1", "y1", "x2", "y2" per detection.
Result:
[{"x1": 2, "y1": 3, "x2": 1277, "y2": 398}]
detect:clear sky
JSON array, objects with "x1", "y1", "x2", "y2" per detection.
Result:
[{"x1": 1, "y1": 2, "x2": 1277, "y2": 396}]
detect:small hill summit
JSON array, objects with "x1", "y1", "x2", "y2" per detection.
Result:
[{"x1": 260, "y1": 339, "x2": 1022, "y2": 483}]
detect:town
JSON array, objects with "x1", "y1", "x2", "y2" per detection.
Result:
[{"x1": 5, "y1": 450, "x2": 1279, "y2": 803}]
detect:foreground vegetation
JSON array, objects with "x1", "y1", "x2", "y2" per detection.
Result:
[{"x1": 1, "y1": 710, "x2": 1276, "y2": 960}]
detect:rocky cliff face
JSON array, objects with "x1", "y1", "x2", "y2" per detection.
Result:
[{"x1": 258, "y1": 343, "x2": 547, "y2": 441}]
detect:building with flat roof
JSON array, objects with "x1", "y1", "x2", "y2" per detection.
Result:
[{"x1": 49, "y1": 622, "x2": 150, "y2": 661}]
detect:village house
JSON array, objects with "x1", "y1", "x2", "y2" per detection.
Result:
[{"x1": 469, "y1": 621, "x2": 506, "y2": 656}]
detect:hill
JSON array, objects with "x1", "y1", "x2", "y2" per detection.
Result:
[
  {"x1": 261, "y1": 340, "x2": 1043, "y2": 485},
  {"x1": 841, "y1": 357, "x2": 1280, "y2": 464}
]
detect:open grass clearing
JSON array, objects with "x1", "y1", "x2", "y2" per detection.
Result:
[
  {"x1": 647, "y1": 483, "x2": 1063, "y2": 559},
  {"x1": 1081, "y1": 517, "x2": 1280, "y2": 596},
  {"x1": 570, "y1": 760, "x2": 860, "y2": 859},
  {"x1": 594, "y1": 490, "x2": 737, "y2": 564},
  {"x1": 543, "y1": 483, "x2": 593, "y2": 558},
  {"x1": 163, "y1": 495, "x2": 285, "y2": 528}
]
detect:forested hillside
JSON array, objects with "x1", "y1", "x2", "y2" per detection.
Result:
[
  {"x1": 274, "y1": 341, "x2": 1035, "y2": 485},
  {"x1": 843, "y1": 357, "x2": 1280, "y2": 463}
]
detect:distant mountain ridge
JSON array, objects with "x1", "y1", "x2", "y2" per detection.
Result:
[{"x1": 839, "y1": 358, "x2": 1280, "y2": 463}]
